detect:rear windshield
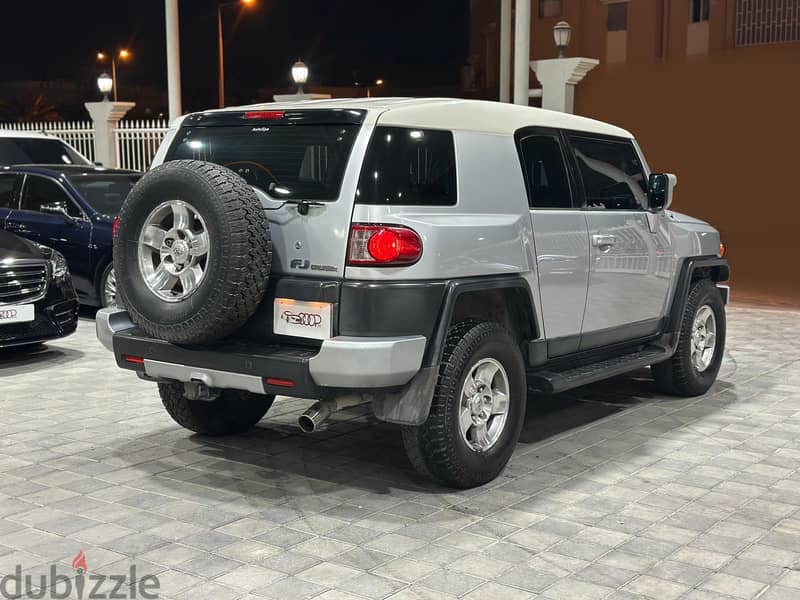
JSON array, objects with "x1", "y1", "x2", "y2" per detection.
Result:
[
  {"x1": 0, "y1": 138, "x2": 90, "y2": 166},
  {"x1": 165, "y1": 124, "x2": 360, "y2": 201},
  {"x1": 68, "y1": 174, "x2": 141, "y2": 217},
  {"x1": 356, "y1": 127, "x2": 457, "y2": 206}
]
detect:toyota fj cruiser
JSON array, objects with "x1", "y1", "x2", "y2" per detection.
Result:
[{"x1": 98, "y1": 98, "x2": 729, "y2": 488}]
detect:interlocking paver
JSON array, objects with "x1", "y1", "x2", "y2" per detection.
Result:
[{"x1": 0, "y1": 305, "x2": 799, "y2": 599}]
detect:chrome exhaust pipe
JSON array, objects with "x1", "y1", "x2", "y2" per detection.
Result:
[{"x1": 298, "y1": 394, "x2": 367, "y2": 433}]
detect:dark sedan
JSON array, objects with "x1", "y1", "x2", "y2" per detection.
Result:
[
  {"x1": 0, "y1": 230, "x2": 78, "y2": 348},
  {"x1": 0, "y1": 165, "x2": 141, "y2": 306}
]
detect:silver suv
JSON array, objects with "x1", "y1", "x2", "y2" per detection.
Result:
[{"x1": 98, "y1": 98, "x2": 729, "y2": 488}]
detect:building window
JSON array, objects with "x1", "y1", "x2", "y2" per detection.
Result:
[
  {"x1": 607, "y1": 2, "x2": 628, "y2": 31},
  {"x1": 690, "y1": 0, "x2": 710, "y2": 22},
  {"x1": 735, "y1": 0, "x2": 800, "y2": 46},
  {"x1": 539, "y1": 0, "x2": 563, "y2": 18}
]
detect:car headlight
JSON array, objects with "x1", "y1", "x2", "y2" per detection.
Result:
[
  {"x1": 36, "y1": 244, "x2": 69, "y2": 279},
  {"x1": 50, "y1": 250, "x2": 69, "y2": 279}
]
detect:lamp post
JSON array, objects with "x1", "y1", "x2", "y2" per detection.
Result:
[
  {"x1": 96, "y1": 49, "x2": 131, "y2": 102},
  {"x1": 553, "y1": 21, "x2": 572, "y2": 58},
  {"x1": 291, "y1": 59, "x2": 309, "y2": 94},
  {"x1": 97, "y1": 73, "x2": 113, "y2": 101},
  {"x1": 218, "y1": 0, "x2": 256, "y2": 108}
]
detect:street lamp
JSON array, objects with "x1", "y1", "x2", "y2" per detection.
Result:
[
  {"x1": 97, "y1": 73, "x2": 113, "y2": 101},
  {"x1": 96, "y1": 49, "x2": 132, "y2": 101},
  {"x1": 553, "y1": 21, "x2": 572, "y2": 58},
  {"x1": 291, "y1": 59, "x2": 309, "y2": 94},
  {"x1": 218, "y1": 0, "x2": 257, "y2": 108}
]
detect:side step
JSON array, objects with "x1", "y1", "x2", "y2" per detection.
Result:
[{"x1": 527, "y1": 346, "x2": 671, "y2": 395}]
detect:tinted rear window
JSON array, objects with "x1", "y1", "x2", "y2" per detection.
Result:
[
  {"x1": 0, "y1": 138, "x2": 89, "y2": 166},
  {"x1": 68, "y1": 174, "x2": 141, "y2": 217},
  {"x1": 356, "y1": 127, "x2": 457, "y2": 206},
  {"x1": 165, "y1": 124, "x2": 359, "y2": 201}
]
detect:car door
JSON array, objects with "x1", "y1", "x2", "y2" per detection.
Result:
[
  {"x1": 518, "y1": 128, "x2": 590, "y2": 357},
  {"x1": 566, "y1": 133, "x2": 672, "y2": 350},
  {"x1": 0, "y1": 173, "x2": 23, "y2": 229},
  {"x1": 6, "y1": 174, "x2": 94, "y2": 296}
]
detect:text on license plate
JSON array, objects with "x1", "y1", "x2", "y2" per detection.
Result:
[
  {"x1": 273, "y1": 298, "x2": 332, "y2": 340},
  {"x1": 0, "y1": 304, "x2": 35, "y2": 325}
]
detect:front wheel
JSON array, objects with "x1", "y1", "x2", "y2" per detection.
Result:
[
  {"x1": 652, "y1": 278, "x2": 726, "y2": 396},
  {"x1": 158, "y1": 383, "x2": 275, "y2": 435},
  {"x1": 402, "y1": 321, "x2": 526, "y2": 488}
]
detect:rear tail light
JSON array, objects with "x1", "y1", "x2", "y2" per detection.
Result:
[
  {"x1": 112, "y1": 216, "x2": 120, "y2": 239},
  {"x1": 347, "y1": 224, "x2": 422, "y2": 266}
]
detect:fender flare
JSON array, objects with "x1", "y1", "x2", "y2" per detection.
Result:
[
  {"x1": 665, "y1": 255, "x2": 729, "y2": 338},
  {"x1": 372, "y1": 274, "x2": 538, "y2": 426}
]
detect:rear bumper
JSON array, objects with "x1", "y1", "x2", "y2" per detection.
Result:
[{"x1": 96, "y1": 308, "x2": 426, "y2": 397}]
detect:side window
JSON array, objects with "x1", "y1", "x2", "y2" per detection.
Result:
[
  {"x1": 0, "y1": 174, "x2": 22, "y2": 209},
  {"x1": 518, "y1": 134, "x2": 573, "y2": 209},
  {"x1": 568, "y1": 134, "x2": 647, "y2": 210},
  {"x1": 21, "y1": 176, "x2": 83, "y2": 217},
  {"x1": 356, "y1": 127, "x2": 457, "y2": 206}
]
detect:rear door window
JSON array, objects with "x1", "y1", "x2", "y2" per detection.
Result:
[
  {"x1": 356, "y1": 127, "x2": 457, "y2": 206},
  {"x1": 165, "y1": 124, "x2": 359, "y2": 201},
  {"x1": 518, "y1": 133, "x2": 573, "y2": 209}
]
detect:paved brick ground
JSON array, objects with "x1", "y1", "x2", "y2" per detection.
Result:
[{"x1": 1, "y1": 305, "x2": 799, "y2": 599}]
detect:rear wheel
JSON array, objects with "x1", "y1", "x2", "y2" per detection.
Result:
[
  {"x1": 402, "y1": 321, "x2": 526, "y2": 488},
  {"x1": 652, "y1": 278, "x2": 726, "y2": 396},
  {"x1": 99, "y1": 263, "x2": 116, "y2": 307},
  {"x1": 158, "y1": 382, "x2": 275, "y2": 435}
]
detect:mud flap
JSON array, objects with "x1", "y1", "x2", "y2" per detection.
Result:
[{"x1": 368, "y1": 366, "x2": 438, "y2": 426}]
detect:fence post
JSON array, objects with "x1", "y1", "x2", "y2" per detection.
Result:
[{"x1": 84, "y1": 100, "x2": 136, "y2": 168}]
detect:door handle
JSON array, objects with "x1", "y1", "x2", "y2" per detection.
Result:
[{"x1": 592, "y1": 234, "x2": 616, "y2": 249}]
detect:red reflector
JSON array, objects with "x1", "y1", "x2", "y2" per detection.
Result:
[
  {"x1": 244, "y1": 110, "x2": 285, "y2": 121},
  {"x1": 112, "y1": 216, "x2": 120, "y2": 239},
  {"x1": 265, "y1": 377, "x2": 294, "y2": 388},
  {"x1": 347, "y1": 224, "x2": 422, "y2": 266},
  {"x1": 123, "y1": 355, "x2": 144, "y2": 365},
  {"x1": 719, "y1": 242, "x2": 726, "y2": 257}
]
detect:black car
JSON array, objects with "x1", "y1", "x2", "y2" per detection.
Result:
[
  {"x1": 0, "y1": 230, "x2": 78, "y2": 348},
  {"x1": 0, "y1": 165, "x2": 141, "y2": 306}
]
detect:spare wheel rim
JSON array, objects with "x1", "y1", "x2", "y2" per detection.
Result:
[{"x1": 137, "y1": 200, "x2": 210, "y2": 303}]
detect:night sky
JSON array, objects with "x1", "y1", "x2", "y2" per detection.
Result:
[{"x1": 0, "y1": 0, "x2": 470, "y2": 114}]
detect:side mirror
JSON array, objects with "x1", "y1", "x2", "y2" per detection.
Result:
[
  {"x1": 647, "y1": 173, "x2": 677, "y2": 212},
  {"x1": 41, "y1": 202, "x2": 75, "y2": 222}
]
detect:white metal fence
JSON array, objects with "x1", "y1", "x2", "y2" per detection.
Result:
[
  {"x1": 0, "y1": 121, "x2": 96, "y2": 163},
  {"x1": 114, "y1": 119, "x2": 170, "y2": 172}
]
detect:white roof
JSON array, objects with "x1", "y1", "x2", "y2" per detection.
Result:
[
  {"x1": 208, "y1": 97, "x2": 633, "y2": 138},
  {"x1": 0, "y1": 129, "x2": 53, "y2": 139}
]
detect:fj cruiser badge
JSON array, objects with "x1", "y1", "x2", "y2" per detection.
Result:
[{"x1": 290, "y1": 259, "x2": 337, "y2": 273}]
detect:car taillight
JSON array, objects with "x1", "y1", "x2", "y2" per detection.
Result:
[
  {"x1": 347, "y1": 224, "x2": 422, "y2": 266},
  {"x1": 112, "y1": 216, "x2": 120, "y2": 239}
]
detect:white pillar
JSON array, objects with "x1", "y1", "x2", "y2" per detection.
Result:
[
  {"x1": 499, "y1": 0, "x2": 512, "y2": 103},
  {"x1": 530, "y1": 57, "x2": 599, "y2": 113},
  {"x1": 165, "y1": 0, "x2": 182, "y2": 123},
  {"x1": 84, "y1": 101, "x2": 136, "y2": 168},
  {"x1": 513, "y1": 0, "x2": 531, "y2": 105}
]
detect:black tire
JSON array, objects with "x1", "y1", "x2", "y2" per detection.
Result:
[
  {"x1": 158, "y1": 382, "x2": 275, "y2": 435},
  {"x1": 652, "y1": 278, "x2": 726, "y2": 396},
  {"x1": 402, "y1": 321, "x2": 526, "y2": 488},
  {"x1": 114, "y1": 160, "x2": 272, "y2": 344},
  {"x1": 98, "y1": 262, "x2": 116, "y2": 308}
]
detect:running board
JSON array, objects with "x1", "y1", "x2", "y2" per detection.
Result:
[{"x1": 527, "y1": 346, "x2": 671, "y2": 395}]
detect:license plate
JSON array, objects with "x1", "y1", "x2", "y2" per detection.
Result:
[
  {"x1": 0, "y1": 304, "x2": 34, "y2": 325},
  {"x1": 273, "y1": 298, "x2": 332, "y2": 340}
]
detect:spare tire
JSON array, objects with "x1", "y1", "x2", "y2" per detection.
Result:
[{"x1": 114, "y1": 160, "x2": 272, "y2": 344}]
